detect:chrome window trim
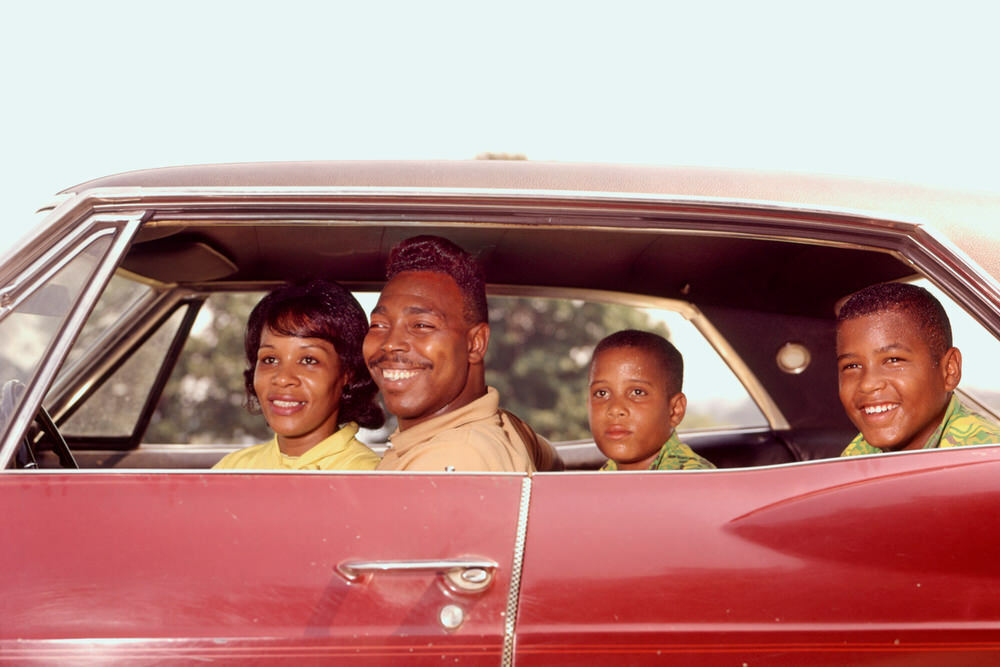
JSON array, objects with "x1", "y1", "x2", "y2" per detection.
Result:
[
  {"x1": 0, "y1": 214, "x2": 143, "y2": 469},
  {"x1": 0, "y1": 220, "x2": 118, "y2": 318}
]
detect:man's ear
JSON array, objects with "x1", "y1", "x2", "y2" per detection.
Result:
[
  {"x1": 467, "y1": 322, "x2": 490, "y2": 364},
  {"x1": 668, "y1": 392, "x2": 687, "y2": 429},
  {"x1": 941, "y1": 347, "x2": 962, "y2": 392}
]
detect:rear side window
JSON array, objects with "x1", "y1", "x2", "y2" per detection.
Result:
[
  {"x1": 482, "y1": 296, "x2": 766, "y2": 441},
  {"x1": 144, "y1": 292, "x2": 767, "y2": 446},
  {"x1": 915, "y1": 279, "x2": 1000, "y2": 418}
]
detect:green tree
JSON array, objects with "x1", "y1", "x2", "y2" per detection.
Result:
[
  {"x1": 146, "y1": 292, "x2": 269, "y2": 444},
  {"x1": 147, "y1": 292, "x2": 671, "y2": 444},
  {"x1": 485, "y1": 297, "x2": 671, "y2": 441}
]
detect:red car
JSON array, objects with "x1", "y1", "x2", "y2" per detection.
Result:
[{"x1": 2, "y1": 162, "x2": 999, "y2": 664}]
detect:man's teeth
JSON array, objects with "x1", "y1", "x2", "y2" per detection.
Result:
[
  {"x1": 863, "y1": 404, "x2": 898, "y2": 415},
  {"x1": 273, "y1": 400, "x2": 304, "y2": 408},
  {"x1": 383, "y1": 369, "x2": 419, "y2": 381}
]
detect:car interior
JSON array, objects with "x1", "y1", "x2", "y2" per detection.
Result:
[{"x1": 10, "y1": 210, "x2": 951, "y2": 472}]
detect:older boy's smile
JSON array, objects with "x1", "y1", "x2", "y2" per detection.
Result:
[
  {"x1": 862, "y1": 402, "x2": 898, "y2": 415},
  {"x1": 837, "y1": 311, "x2": 960, "y2": 451}
]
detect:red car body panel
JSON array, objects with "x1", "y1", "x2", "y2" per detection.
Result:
[
  {"x1": 516, "y1": 447, "x2": 1000, "y2": 664},
  {"x1": 1, "y1": 473, "x2": 524, "y2": 664}
]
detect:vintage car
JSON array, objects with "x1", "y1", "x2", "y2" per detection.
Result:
[{"x1": 2, "y1": 161, "x2": 999, "y2": 664}]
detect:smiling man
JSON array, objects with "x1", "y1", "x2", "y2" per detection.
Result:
[
  {"x1": 836, "y1": 282, "x2": 1000, "y2": 456},
  {"x1": 365, "y1": 235, "x2": 553, "y2": 472}
]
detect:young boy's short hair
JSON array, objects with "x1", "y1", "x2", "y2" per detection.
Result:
[
  {"x1": 592, "y1": 329, "x2": 683, "y2": 394},
  {"x1": 837, "y1": 282, "x2": 952, "y2": 360}
]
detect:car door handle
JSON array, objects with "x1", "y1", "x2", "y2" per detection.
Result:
[{"x1": 336, "y1": 557, "x2": 497, "y2": 593}]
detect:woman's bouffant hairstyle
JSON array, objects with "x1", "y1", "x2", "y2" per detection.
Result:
[
  {"x1": 243, "y1": 280, "x2": 384, "y2": 429},
  {"x1": 837, "y1": 282, "x2": 952, "y2": 361},
  {"x1": 386, "y1": 235, "x2": 488, "y2": 325}
]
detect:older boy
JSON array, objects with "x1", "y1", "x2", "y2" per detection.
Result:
[
  {"x1": 836, "y1": 282, "x2": 1000, "y2": 456},
  {"x1": 588, "y1": 330, "x2": 715, "y2": 471}
]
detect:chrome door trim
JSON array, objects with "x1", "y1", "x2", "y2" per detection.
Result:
[{"x1": 502, "y1": 476, "x2": 532, "y2": 667}]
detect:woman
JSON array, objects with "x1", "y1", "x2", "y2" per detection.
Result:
[{"x1": 213, "y1": 280, "x2": 384, "y2": 470}]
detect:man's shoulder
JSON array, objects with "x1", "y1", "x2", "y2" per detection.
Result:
[{"x1": 427, "y1": 416, "x2": 510, "y2": 448}]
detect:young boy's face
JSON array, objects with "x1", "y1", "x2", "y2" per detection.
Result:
[
  {"x1": 588, "y1": 346, "x2": 685, "y2": 470},
  {"x1": 836, "y1": 309, "x2": 961, "y2": 451}
]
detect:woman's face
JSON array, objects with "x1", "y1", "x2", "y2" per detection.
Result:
[{"x1": 253, "y1": 327, "x2": 348, "y2": 457}]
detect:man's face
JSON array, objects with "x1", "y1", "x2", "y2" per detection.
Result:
[
  {"x1": 588, "y1": 346, "x2": 685, "y2": 470},
  {"x1": 364, "y1": 271, "x2": 486, "y2": 430},
  {"x1": 836, "y1": 310, "x2": 960, "y2": 451}
]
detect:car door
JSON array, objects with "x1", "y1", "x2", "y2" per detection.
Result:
[
  {"x1": 0, "y1": 208, "x2": 527, "y2": 663},
  {"x1": 1, "y1": 471, "x2": 527, "y2": 663},
  {"x1": 516, "y1": 449, "x2": 1000, "y2": 665}
]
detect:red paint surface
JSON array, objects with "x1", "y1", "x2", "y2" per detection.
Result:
[
  {"x1": 1, "y1": 472, "x2": 523, "y2": 664},
  {"x1": 516, "y1": 447, "x2": 1000, "y2": 665}
]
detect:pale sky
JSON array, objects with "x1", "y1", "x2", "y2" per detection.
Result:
[{"x1": 3, "y1": 0, "x2": 999, "y2": 243}]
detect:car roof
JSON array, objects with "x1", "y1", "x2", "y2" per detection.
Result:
[{"x1": 61, "y1": 160, "x2": 1000, "y2": 283}]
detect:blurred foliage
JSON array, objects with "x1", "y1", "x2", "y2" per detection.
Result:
[
  {"x1": 146, "y1": 292, "x2": 269, "y2": 444},
  {"x1": 145, "y1": 293, "x2": 670, "y2": 444},
  {"x1": 486, "y1": 297, "x2": 671, "y2": 441}
]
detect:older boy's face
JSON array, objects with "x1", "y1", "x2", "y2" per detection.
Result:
[
  {"x1": 837, "y1": 310, "x2": 960, "y2": 451},
  {"x1": 588, "y1": 346, "x2": 685, "y2": 470}
]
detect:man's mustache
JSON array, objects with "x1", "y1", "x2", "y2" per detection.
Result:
[{"x1": 367, "y1": 353, "x2": 433, "y2": 370}]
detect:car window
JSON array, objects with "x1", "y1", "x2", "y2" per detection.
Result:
[
  {"x1": 481, "y1": 296, "x2": 765, "y2": 441},
  {"x1": 59, "y1": 274, "x2": 152, "y2": 375},
  {"x1": 146, "y1": 292, "x2": 270, "y2": 445},
  {"x1": 141, "y1": 291, "x2": 766, "y2": 448},
  {"x1": 0, "y1": 236, "x2": 112, "y2": 438},
  {"x1": 61, "y1": 306, "x2": 191, "y2": 438},
  {"x1": 914, "y1": 278, "x2": 1000, "y2": 417}
]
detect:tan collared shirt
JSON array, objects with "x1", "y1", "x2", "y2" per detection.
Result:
[{"x1": 376, "y1": 388, "x2": 535, "y2": 472}]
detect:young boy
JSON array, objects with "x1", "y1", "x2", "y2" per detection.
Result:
[
  {"x1": 836, "y1": 282, "x2": 1000, "y2": 456},
  {"x1": 588, "y1": 330, "x2": 715, "y2": 471}
]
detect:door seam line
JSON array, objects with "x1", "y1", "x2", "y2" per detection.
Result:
[{"x1": 501, "y1": 475, "x2": 531, "y2": 666}]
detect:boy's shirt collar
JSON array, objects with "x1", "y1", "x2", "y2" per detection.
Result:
[
  {"x1": 841, "y1": 395, "x2": 1000, "y2": 456},
  {"x1": 600, "y1": 430, "x2": 715, "y2": 471}
]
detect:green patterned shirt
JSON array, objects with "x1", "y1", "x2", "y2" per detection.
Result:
[
  {"x1": 600, "y1": 430, "x2": 716, "y2": 471},
  {"x1": 840, "y1": 395, "x2": 1000, "y2": 457}
]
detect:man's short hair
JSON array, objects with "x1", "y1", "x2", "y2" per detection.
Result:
[
  {"x1": 837, "y1": 282, "x2": 953, "y2": 360},
  {"x1": 592, "y1": 329, "x2": 684, "y2": 394},
  {"x1": 385, "y1": 235, "x2": 488, "y2": 325}
]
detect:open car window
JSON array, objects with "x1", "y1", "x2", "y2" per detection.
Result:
[
  {"x1": 0, "y1": 235, "x2": 114, "y2": 441},
  {"x1": 39, "y1": 280, "x2": 770, "y2": 469},
  {"x1": 915, "y1": 278, "x2": 1000, "y2": 419}
]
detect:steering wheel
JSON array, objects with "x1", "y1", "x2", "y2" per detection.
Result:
[
  {"x1": 32, "y1": 403, "x2": 78, "y2": 469},
  {"x1": 2, "y1": 379, "x2": 78, "y2": 469}
]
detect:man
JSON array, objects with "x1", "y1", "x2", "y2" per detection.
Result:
[
  {"x1": 836, "y1": 281, "x2": 1000, "y2": 456},
  {"x1": 365, "y1": 235, "x2": 559, "y2": 472}
]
